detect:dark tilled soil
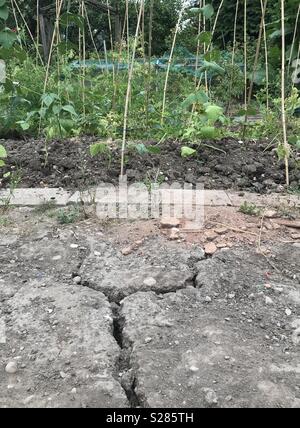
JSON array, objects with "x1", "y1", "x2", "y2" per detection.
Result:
[{"x1": 1, "y1": 137, "x2": 299, "y2": 192}]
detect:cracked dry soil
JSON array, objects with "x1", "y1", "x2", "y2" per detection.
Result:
[{"x1": 0, "y1": 209, "x2": 300, "y2": 408}]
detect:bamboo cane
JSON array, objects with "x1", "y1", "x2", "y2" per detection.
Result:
[
  {"x1": 260, "y1": 0, "x2": 269, "y2": 111},
  {"x1": 120, "y1": 0, "x2": 145, "y2": 177},
  {"x1": 161, "y1": 3, "x2": 186, "y2": 124},
  {"x1": 280, "y1": 0, "x2": 290, "y2": 186},
  {"x1": 243, "y1": 0, "x2": 268, "y2": 139},
  {"x1": 288, "y1": 3, "x2": 300, "y2": 76}
]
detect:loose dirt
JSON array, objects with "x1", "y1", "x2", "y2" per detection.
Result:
[{"x1": 1, "y1": 138, "x2": 299, "y2": 192}]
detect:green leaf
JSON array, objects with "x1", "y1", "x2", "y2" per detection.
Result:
[
  {"x1": 62, "y1": 104, "x2": 77, "y2": 116},
  {"x1": 0, "y1": 29, "x2": 17, "y2": 48},
  {"x1": 181, "y1": 146, "x2": 197, "y2": 158},
  {"x1": 0, "y1": 1, "x2": 7, "y2": 7},
  {"x1": 0, "y1": 159, "x2": 5, "y2": 167},
  {"x1": 41, "y1": 93, "x2": 58, "y2": 107},
  {"x1": 0, "y1": 4, "x2": 8, "y2": 21},
  {"x1": 204, "y1": 48, "x2": 221, "y2": 62},
  {"x1": 190, "y1": 4, "x2": 214, "y2": 19},
  {"x1": 197, "y1": 31, "x2": 212, "y2": 45},
  {"x1": 19, "y1": 121, "x2": 30, "y2": 131},
  {"x1": 200, "y1": 126, "x2": 217, "y2": 139},
  {"x1": 201, "y1": 4, "x2": 214, "y2": 19},
  {"x1": 59, "y1": 119, "x2": 75, "y2": 130},
  {"x1": 200, "y1": 60, "x2": 224, "y2": 74},
  {"x1": 147, "y1": 146, "x2": 161, "y2": 154},
  {"x1": 0, "y1": 144, "x2": 7, "y2": 158},
  {"x1": 52, "y1": 105, "x2": 62, "y2": 115},
  {"x1": 182, "y1": 90, "x2": 208, "y2": 109},
  {"x1": 189, "y1": 8, "x2": 201, "y2": 14},
  {"x1": 276, "y1": 143, "x2": 290, "y2": 160},
  {"x1": 0, "y1": 45, "x2": 26, "y2": 61},
  {"x1": 60, "y1": 12, "x2": 85, "y2": 31},
  {"x1": 136, "y1": 143, "x2": 148, "y2": 155},
  {"x1": 90, "y1": 142, "x2": 109, "y2": 157},
  {"x1": 205, "y1": 105, "x2": 223, "y2": 121}
]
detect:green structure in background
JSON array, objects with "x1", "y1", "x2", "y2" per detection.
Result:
[{"x1": 69, "y1": 47, "x2": 229, "y2": 80}]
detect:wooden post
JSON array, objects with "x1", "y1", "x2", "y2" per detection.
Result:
[{"x1": 39, "y1": 14, "x2": 48, "y2": 61}]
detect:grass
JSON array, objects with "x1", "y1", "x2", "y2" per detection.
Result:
[{"x1": 239, "y1": 201, "x2": 262, "y2": 216}]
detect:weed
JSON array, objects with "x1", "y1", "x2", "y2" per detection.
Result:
[
  {"x1": 56, "y1": 206, "x2": 83, "y2": 225},
  {"x1": 239, "y1": 201, "x2": 262, "y2": 216}
]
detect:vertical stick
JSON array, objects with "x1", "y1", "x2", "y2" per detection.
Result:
[
  {"x1": 203, "y1": 0, "x2": 208, "y2": 94},
  {"x1": 80, "y1": 0, "x2": 86, "y2": 118},
  {"x1": 43, "y1": 0, "x2": 63, "y2": 92},
  {"x1": 243, "y1": 0, "x2": 267, "y2": 138},
  {"x1": 36, "y1": 0, "x2": 40, "y2": 65},
  {"x1": 281, "y1": 0, "x2": 290, "y2": 186},
  {"x1": 146, "y1": 0, "x2": 154, "y2": 126},
  {"x1": 293, "y1": 42, "x2": 300, "y2": 88},
  {"x1": 226, "y1": 0, "x2": 239, "y2": 115},
  {"x1": 244, "y1": 0, "x2": 247, "y2": 113},
  {"x1": 260, "y1": 0, "x2": 269, "y2": 111},
  {"x1": 10, "y1": 0, "x2": 22, "y2": 47},
  {"x1": 120, "y1": 0, "x2": 144, "y2": 177},
  {"x1": 288, "y1": 4, "x2": 300, "y2": 75},
  {"x1": 107, "y1": 0, "x2": 116, "y2": 109},
  {"x1": 195, "y1": 0, "x2": 202, "y2": 88},
  {"x1": 161, "y1": 3, "x2": 186, "y2": 124},
  {"x1": 12, "y1": 0, "x2": 44, "y2": 65}
]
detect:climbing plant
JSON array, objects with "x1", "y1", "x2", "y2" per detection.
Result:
[{"x1": 0, "y1": 0, "x2": 17, "y2": 49}]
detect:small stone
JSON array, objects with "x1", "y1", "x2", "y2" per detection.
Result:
[
  {"x1": 23, "y1": 395, "x2": 35, "y2": 405},
  {"x1": 291, "y1": 233, "x2": 300, "y2": 240},
  {"x1": 52, "y1": 255, "x2": 62, "y2": 261},
  {"x1": 228, "y1": 293, "x2": 235, "y2": 299},
  {"x1": 285, "y1": 309, "x2": 292, "y2": 317},
  {"x1": 71, "y1": 388, "x2": 77, "y2": 395},
  {"x1": 204, "y1": 242, "x2": 217, "y2": 255},
  {"x1": 73, "y1": 276, "x2": 81, "y2": 284},
  {"x1": 265, "y1": 222, "x2": 274, "y2": 231},
  {"x1": 121, "y1": 247, "x2": 132, "y2": 256},
  {"x1": 143, "y1": 277, "x2": 157, "y2": 287},
  {"x1": 70, "y1": 244, "x2": 79, "y2": 249},
  {"x1": 60, "y1": 371, "x2": 67, "y2": 379},
  {"x1": 160, "y1": 217, "x2": 181, "y2": 229},
  {"x1": 292, "y1": 328, "x2": 300, "y2": 345},
  {"x1": 216, "y1": 242, "x2": 228, "y2": 249},
  {"x1": 203, "y1": 388, "x2": 218, "y2": 406},
  {"x1": 5, "y1": 362, "x2": 18, "y2": 374},
  {"x1": 144, "y1": 337, "x2": 152, "y2": 344},
  {"x1": 204, "y1": 296, "x2": 212, "y2": 303},
  {"x1": 169, "y1": 227, "x2": 180, "y2": 240},
  {"x1": 215, "y1": 227, "x2": 228, "y2": 235},
  {"x1": 189, "y1": 366, "x2": 199, "y2": 372},
  {"x1": 265, "y1": 296, "x2": 274, "y2": 305},
  {"x1": 224, "y1": 356, "x2": 230, "y2": 361},
  {"x1": 94, "y1": 251, "x2": 101, "y2": 256},
  {"x1": 205, "y1": 230, "x2": 218, "y2": 241},
  {"x1": 264, "y1": 210, "x2": 278, "y2": 219}
]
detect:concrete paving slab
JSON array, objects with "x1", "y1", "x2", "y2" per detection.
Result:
[{"x1": 0, "y1": 281, "x2": 128, "y2": 408}]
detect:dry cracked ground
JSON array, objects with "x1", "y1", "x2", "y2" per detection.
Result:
[{"x1": 0, "y1": 208, "x2": 300, "y2": 408}]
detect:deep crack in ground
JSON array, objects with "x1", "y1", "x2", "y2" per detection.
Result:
[{"x1": 1, "y1": 210, "x2": 300, "y2": 408}]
